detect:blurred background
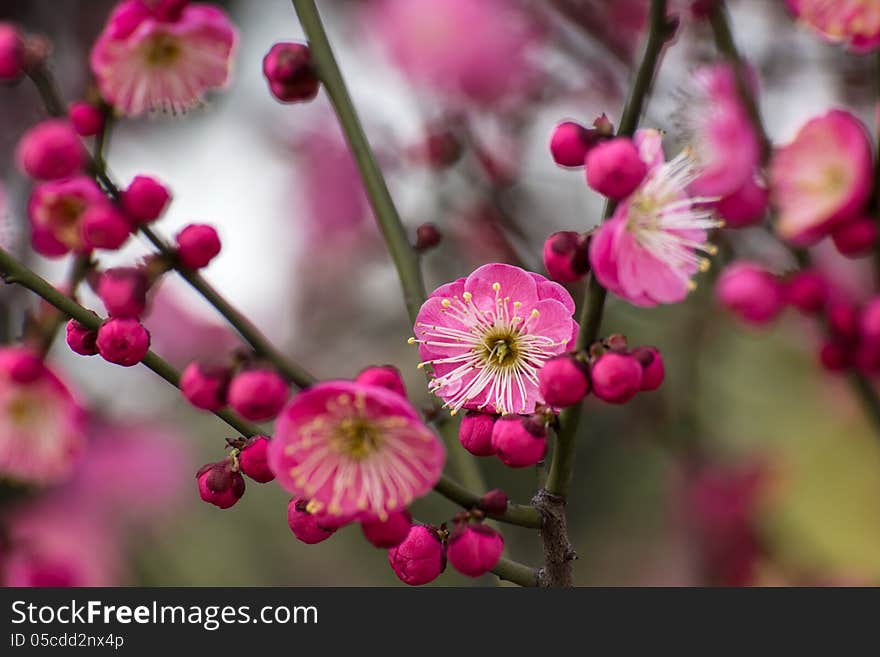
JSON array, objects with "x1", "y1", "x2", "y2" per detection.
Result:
[{"x1": 1, "y1": 0, "x2": 880, "y2": 586}]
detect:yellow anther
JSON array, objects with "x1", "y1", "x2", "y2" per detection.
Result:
[
  {"x1": 513, "y1": 301, "x2": 522, "y2": 308},
  {"x1": 449, "y1": 408, "x2": 458, "y2": 416},
  {"x1": 699, "y1": 258, "x2": 711, "y2": 272},
  {"x1": 531, "y1": 309, "x2": 540, "y2": 318},
  {"x1": 706, "y1": 244, "x2": 719, "y2": 255},
  {"x1": 463, "y1": 292, "x2": 472, "y2": 301},
  {"x1": 407, "y1": 337, "x2": 416, "y2": 345},
  {"x1": 306, "y1": 500, "x2": 322, "y2": 514},
  {"x1": 688, "y1": 280, "x2": 698, "y2": 291},
  {"x1": 492, "y1": 282, "x2": 501, "y2": 292},
  {"x1": 417, "y1": 363, "x2": 425, "y2": 369},
  {"x1": 441, "y1": 299, "x2": 452, "y2": 307}
]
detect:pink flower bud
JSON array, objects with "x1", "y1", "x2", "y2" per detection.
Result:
[
  {"x1": 4, "y1": 349, "x2": 45, "y2": 384},
  {"x1": 585, "y1": 137, "x2": 647, "y2": 200},
  {"x1": 550, "y1": 121, "x2": 592, "y2": 168},
  {"x1": 80, "y1": 204, "x2": 132, "y2": 250},
  {"x1": 68, "y1": 101, "x2": 104, "y2": 137},
  {"x1": 819, "y1": 340, "x2": 852, "y2": 372},
  {"x1": 447, "y1": 523, "x2": 504, "y2": 577},
  {"x1": 227, "y1": 369, "x2": 288, "y2": 421},
  {"x1": 832, "y1": 217, "x2": 877, "y2": 258},
  {"x1": 121, "y1": 175, "x2": 171, "y2": 224},
  {"x1": 16, "y1": 120, "x2": 85, "y2": 181},
  {"x1": 479, "y1": 489, "x2": 509, "y2": 515},
  {"x1": 361, "y1": 510, "x2": 413, "y2": 548},
  {"x1": 458, "y1": 411, "x2": 496, "y2": 457},
  {"x1": 0, "y1": 23, "x2": 24, "y2": 81},
  {"x1": 262, "y1": 42, "x2": 320, "y2": 103},
  {"x1": 827, "y1": 302, "x2": 859, "y2": 341},
  {"x1": 491, "y1": 415, "x2": 547, "y2": 468},
  {"x1": 417, "y1": 129, "x2": 462, "y2": 169},
  {"x1": 388, "y1": 524, "x2": 445, "y2": 586},
  {"x1": 715, "y1": 261, "x2": 784, "y2": 325},
  {"x1": 715, "y1": 176, "x2": 769, "y2": 228},
  {"x1": 176, "y1": 223, "x2": 221, "y2": 269},
  {"x1": 196, "y1": 460, "x2": 245, "y2": 509},
  {"x1": 287, "y1": 497, "x2": 336, "y2": 544},
  {"x1": 860, "y1": 297, "x2": 880, "y2": 344},
  {"x1": 631, "y1": 346, "x2": 665, "y2": 391},
  {"x1": 784, "y1": 270, "x2": 827, "y2": 314},
  {"x1": 542, "y1": 231, "x2": 590, "y2": 283},
  {"x1": 180, "y1": 361, "x2": 230, "y2": 411},
  {"x1": 355, "y1": 364, "x2": 407, "y2": 398},
  {"x1": 96, "y1": 317, "x2": 150, "y2": 367},
  {"x1": 414, "y1": 223, "x2": 442, "y2": 252},
  {"x1": 538, "y1": 354, "x2": 590, "y2": 407},
  {"x1": 96, "y1": 267, "x2": 149, "y2": 318},
  {"x1": 590, "y1": 352, "x2": 643, "y2": 404},
  {"x1": 855, "y1": 342, "x2": 880, "y2": 374},
  {"x1": 65, "y1": 319, "x2": 98, "y2": 356},
  {"x1": 239, "y1": 436, "x2": 275, "y2": 483}
]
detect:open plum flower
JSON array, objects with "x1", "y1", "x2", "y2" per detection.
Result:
[
  {"x1": 589, "y1": 130, "x2": 722, "y2": 307},
  {"x1": 412, "y1": 263, "x2": 577, "y2": 415},
  {"x1": 770, "y1": 109, "x2": 873, "y2": 246},
  {"x1": 268, "y1": 380, "x2": 445, "y2": 523},
  {"x1": 786, "y1": 0, "x2": 880, "y2": 52},
  {"x1": 90, "y1": 0, "x2": 238, "y2": 116}
]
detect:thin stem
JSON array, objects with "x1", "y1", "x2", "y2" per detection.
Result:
[
  {"x1": 0, "y1": 245, "x2": 261, "y2": 437},
  {"x1": 291, "y1": 0, "x2": 427, "y2": 325},
  {"x1": 546, "y1": 0, "x2": 673, "y2": 499},
  {"x1": 492, "y1": 556, "x2": 539, "y2": 587},
  {"x1": 432, "y1": 475, "x2": 543, "y2": 528}
]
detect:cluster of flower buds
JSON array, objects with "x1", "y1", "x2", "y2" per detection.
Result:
[
  {"x1": 542, "y1": 230, "x2": 591, "y2": 283},
  {"x1": 549, "y1": 114, "x2": 614, "y2": 168},
  {"x1": 458, "y1": 412, "x2": 547, "y2": 467},
  {"x1": 196, "y1": 436, "x2": 273, "y2": 509},
  {"x1": 181, "y1": 358, "x2": 289, "y2": 421}
]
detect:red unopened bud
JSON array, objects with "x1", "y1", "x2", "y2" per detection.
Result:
[
  {"x1": 388, "y1": 524, "x2": 446, "y2": 586},
  {"x1": 68, "y1": 101, "x2": 104, "y2": 137},
  {"x1": 538, "y1": 354, "x2": 590, "y2": 407},
  {"x1": 176, "y1": 223, "x2": 221, "y2": 269},
  {"x1": 784, "y1": 270, "x2": 827, "y2": 314},
  {"x1": 585, "y1": 137, "x2": 646, "y2": 200},
  {"x1": 590, "y1": 352, "x2": 642, "y2": 404},
  {"x1": 5, "y1": 349, "x2": 44, "y2": 384},
  {"x1": 121, "y1": 175, "x2": 171, "y2": 224},
  {"x1": 96, "y1": 318, "x2": 150, "y2": 367},
  {"x1": 80, "y1": 204, "x2": 132, "y2": 250},
  {"x1": 361, "y1": 510, "x2": 412, "y2": 548},
  {"x1": 414, "y1": 223, "x2": 442, "y2": 252},
  {"x1": 16, "y1": 120, "x2": 85, "y2": 181},
  {"x1": 180, "y1": 361, "x2": 230, "y2": 411},
  {"x1": 491, "y1": 415, "x2": 547, "y2": 468},
  {"x1": 458, "y1": 411, "x2": 496, "y2": 457},
  {"x1": 0, "y1": 23, "x2": 24, "y2": 82},
  {"x1": 715, "y1": 262, "x2": 785, "y2": 325},
  {"x1": 196, "y1": 459, "x2": 245, "y2": 509},
  {"x1": 828, "y1": 302, "x2": 859, "y2": 341},
  {"x1": 418, "y1": 129, "x2": 462, "y2": 169},
  {"x1": 549, "y1": 121, "x2": 593, "y2": 168},
  {"x1": 96, "y1": 267, "x2": 149, "y2": 318},
  {"x1": 478, "y1": 489, "x2": 509, "y2": 515},
  {"x1": 227, "y1": 368, "x2": 288, "y2": 421},
  {"x1": 287, "y1": 497, "x2": 337, "y2": 544},
  {"x1": 542, "y1": 231, "x2": 590, "y2": 283},
  {"x1": 263, "y1": 42, "x2": 320, "y2": 103},
  {"x1": 819, "y1": 340, "x2": 852, "y2": 372},
  {"x1": 65, "y1": 319, "x2": 98, "y2": 356},
  {"x1": 355, "y1": 364, "x2": 407, "y2": 398},
  {"x1": 832, "y1": 217, "x2": 877, "y2": 258},
  {"x1": 631, "y1": 346, "x2": 664, "y2": 391},
  {"x1": 447, "y1": 523, "x2": 504, "y2": 578},
  {"x1": 239, "y1": 435, "x2": 275, "y2": 483},
  {"x1": 715, "y1": 176, "x2": 769, "y2": 228}
]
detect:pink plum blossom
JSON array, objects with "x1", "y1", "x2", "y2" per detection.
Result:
[
  {"x1": 0, "y1": 348, "x2": 86, "y2": 485},
  {"x1": 268, "y1": 380, "x2": 445, "y2": 523},
  {"x1": 412, "y1": 264, "x2": 577, "y2": 415},
  {"x1": 90, "y1": 0, "x2": 238, "y2": 116},
  {"x1": 589, "y1": 134, "x2": 721, "y2": 307},
  {"x1": 770, "y1": 110, "x2": 873, "y2": 246},
  {"x1": 786, "y1": 0, "x2": 880, "y2": 52}
]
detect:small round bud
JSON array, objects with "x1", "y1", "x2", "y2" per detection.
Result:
[
  {"x1": 239, "y1": 436, "x2": 275, "y2": 483},
  {"x1": 550, "y1": 121, "x2": 592, "y2": 168},
  {"x1": 361, "y1": 510, "x2": 413, "y2": 549},
  {"x1": 0, "y1": 23, "x2": 24, "y2": 82},
  {"x1": 827, "y1": 302, "x2": 859, "y2": 341},
  {"x1": 418, "y1": 129, "x2": 462, "y2": 169},
  {"x1": 715, "y1": 176, "x2": 769, "y2": 228},
  {"x1": 96, "y1": 317, "x2": 150, "y2": 367},
  {"x1": 631, "y1": 346, "x2": 664, "y2": 391},
  {"x1": 227, "y1": 368, "x2": 288, "y2": 421},
  {"x1": 16, "y1": 120, "x2": 85, "y2": 181},
  {"x1": 784, "y1": 270, "x2": 827, "y2": 314},
  {"x1": 80, "y1": 204, "x2": 132, "y2": 250},
  {"x1": 832, "y1": 217, "x2": 877, "y2": 258},
  {"x1": 68, "y1": 101, "x2": 104, "y2": 137},
  {"x1": 478, "y1": 489, "x2": 509, "y2": 515},
  {"x1": 388, "y1": 524, "x2": 446, "y2": 586},
  {"x1": 819, "y1": 340, "x2": 852, "y2": 372},
  {"x1": 180, "y1": 362, "x2": 230, "y2": 411},
  {"x1": 262, "y1": 42, "x2": 319, "y2": 103},
  {"x1": 5, "y1": 349, "x2": 45, "y2": 384},
  {"x1": 287, "y1": 497, "x2": 336, "y2": 544},
  {"x1": 447, "y1": 523, "x2": 504, "y2": 578},
  {"x1": 585, "y1": 137, "x2": 646, "y2": 200},
  {"x1": 860, "y1": 297, "x2": 880, "y2": 344},
  {"x1": 176, "y1": 223, "x2": 221, "y2": 270},
  {"x1": 715, "y1": 261, "x2": 784, "y2": 325},
  {"x1": 538, "y1": 354, "x2": 590, "y2": 407},
  {"x1": 121, "y1": 175, "x2": 171, "y2": 224},
  {"x1": 414, "y1": 223, "x2": 442, "y2": 252},
  {"x1": 590, "y1": 352, "x2": 643, "y2": 404},
  {"x1": 96, "y1": 267, "x2": 149, "y2": 318},
  {"x1": 458, "y1": 411, "x2": 496, "y2": 457},
  {"x1": 196, "y1": 460, "x2": 245, "y2": 509},
  {"x1": 65, "y1": 319, "x2": 98, "y2": 356},
  {"x1": 491, "y1": 415, "x2": 547, "y2": 468},
  {"x1": 542, "y1": 231, "x2": 590, "y2": 283},
  {"x1": 355, "y1": 365, "x2": 407, "y2": 398}
]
